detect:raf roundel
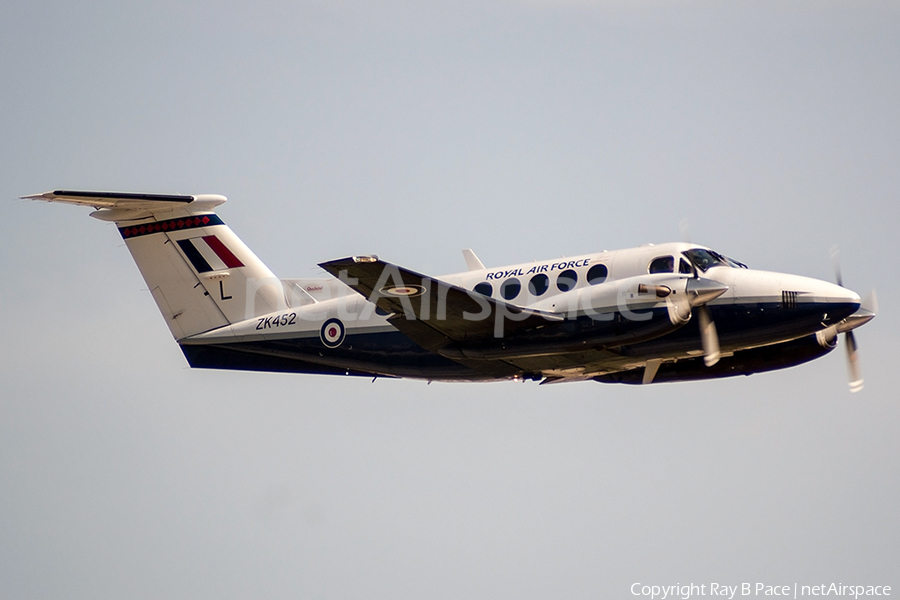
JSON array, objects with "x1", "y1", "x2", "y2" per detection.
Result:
[
  {"x1": 320, "y1": 318, "x2": 346, "y2": 348},
  {"x1": 378, "y1": 284, "x2": 425, "y2": 298},
  {"x1": 379, "y1": 284, "x2": 427, "y2": 298}
]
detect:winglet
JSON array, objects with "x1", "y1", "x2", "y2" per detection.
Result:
[{"x1": 462, "y1": 249, "x2": 485, "y2": 271}]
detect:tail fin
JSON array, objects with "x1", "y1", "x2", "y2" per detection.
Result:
[{"x1": 23, "y1": 190, "x2": 286, "y2": 340}]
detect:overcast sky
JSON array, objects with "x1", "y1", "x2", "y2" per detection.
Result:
[{"x1": 1, "y1": 1, "x2": 898, "y2": 598}]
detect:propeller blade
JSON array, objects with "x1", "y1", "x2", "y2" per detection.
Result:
[
  {"x1": 829, "y1": 251, "x2": 870, "y2": 393},
  {"x1": 845, "y1": 330, "x2": 863, "y2": 393},
  {"x1": 679, "y1": 218, "x2": 691, "y2": 244},
  {"x1": 698, "y1": 305, "x2": 720, "y2": 367},
  {"x1": 864, "y1": 289, "x2": 878, "y2": 315},
  {"x1": 831, "y1": 246, "x2": 843, "y2": 287}
]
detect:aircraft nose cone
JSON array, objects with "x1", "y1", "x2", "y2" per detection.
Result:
[{"x1": 686, "y1": 277, "x2": 729, "y2": 307}]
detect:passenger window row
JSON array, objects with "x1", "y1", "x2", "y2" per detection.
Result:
[{"x1": 474, "y1": 264, "x2": 608, "y2": 300}]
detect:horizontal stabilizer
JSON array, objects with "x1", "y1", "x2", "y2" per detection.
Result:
[
  {"x1": 21, "y1": 190, "x2": 200, "y2": 209},
  {"x1": 22, "y1": 190, "x2": 228, "y2": 223}
]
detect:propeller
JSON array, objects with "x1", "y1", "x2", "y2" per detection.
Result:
[
  {"x1": 845, "y1": 329, "x2": 862, "y2": 393},
  {"x1": 685, "y1": 277, "x2": 727, "y2": 367},
  {"x1": 831, "y1": 247, "x2": 875, "y2": 393},
  {"x1": 831, "y1": 246, "x2": 845, "y2": 288},
  {"x1": 642, "y1": 276, "x2": 724, "y2": 384},
  {"x1": 697, "y1": 305, "x2": 720, "y2": 367},
  {"x1": 674, "y1": 221, "x2": 723, "y2": 366},
  {"x1": 679, "y1": 218, "x2": 692, "y2": 244}
]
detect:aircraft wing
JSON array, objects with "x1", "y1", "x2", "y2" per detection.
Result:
[{"x1": 318, "y1": 256, "x2": 563, "y2": 352}]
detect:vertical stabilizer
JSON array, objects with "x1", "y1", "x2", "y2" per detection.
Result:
[{"x1": 22, "y1": 190, "x2": 285, "y2": 339}]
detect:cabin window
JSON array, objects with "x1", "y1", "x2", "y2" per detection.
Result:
[
  {"x1": 528, "y1": 273, "x2": 549, "y2": 296},
  {"x1": 649, "y1": 256, "x2": 674, "y2": 274},
  {"x1": 501, "y1": 278, "x2": 521, "y2": 300},
  {"x1": 474, "y1": 282, "x2": 492, "y2": 297},
  {"x1": 683, "y1": 248, "x2": 743, "y2": 272},
  {"x1": 587, "y1": 264, "x2": 608, "y2": 285},
  {"x1": 679, "y1": 258, "x2": 693, "y2": 274},
  {"x1": 556, "y1": 269, "x2": 578, "y2": 292}
]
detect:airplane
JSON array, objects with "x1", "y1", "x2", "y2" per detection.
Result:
[{"x1": 23, "y1": 190, "x2": 876, "y2": 390}]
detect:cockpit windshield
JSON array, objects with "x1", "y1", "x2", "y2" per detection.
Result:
[{"x1": 683, "y1": 248, "x2": 748, "y2": 272}]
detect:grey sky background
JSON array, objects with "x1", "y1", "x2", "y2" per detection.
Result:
[{"x1": 2, "y1": 1, "x2": 898, "y2": 598}]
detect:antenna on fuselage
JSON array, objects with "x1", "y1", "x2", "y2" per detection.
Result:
[{"x1": 462, "y1": 249, "x2": 485, "y2": 272}]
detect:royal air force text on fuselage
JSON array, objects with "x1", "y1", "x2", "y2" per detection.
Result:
[{"x1": 483, "y1": 258, "x2": 592, "y2": 280}]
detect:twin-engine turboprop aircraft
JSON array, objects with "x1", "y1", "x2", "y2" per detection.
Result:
[{"x1": 24, "y1": 190, "x2": 875, "y2": 390}]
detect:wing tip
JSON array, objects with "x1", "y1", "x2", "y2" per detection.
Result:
[
  {"x1": 318, "y1": 255, "x2": 380, "y2": 271},
  {"x1": 20, "y1": 191, "x2": 53, "y2": 200}
]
